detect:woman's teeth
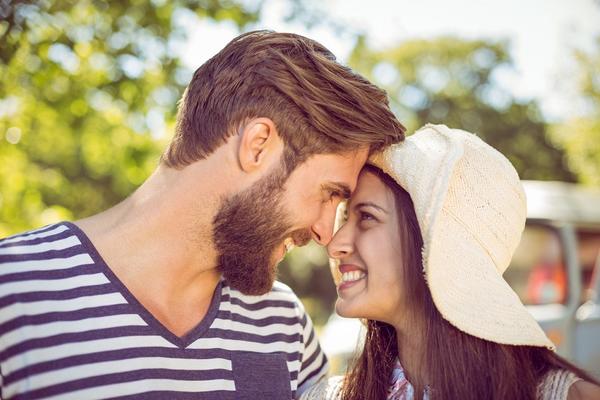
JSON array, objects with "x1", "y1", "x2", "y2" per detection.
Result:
[{"x1": 341, "y1": 270, "x2": 366, "y2": 283}]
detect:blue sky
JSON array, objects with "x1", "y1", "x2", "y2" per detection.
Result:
[{"x1": 179, "y1": 0, "x2": 600, "y2": 121}]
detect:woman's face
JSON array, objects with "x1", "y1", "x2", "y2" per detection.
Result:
[{"x1": 327, "y1": 169, "x2": 406, "y2": 325}]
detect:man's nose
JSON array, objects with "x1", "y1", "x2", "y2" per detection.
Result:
[{"x1": 310, "y1": 206, "x2": 336, "y2": 246}]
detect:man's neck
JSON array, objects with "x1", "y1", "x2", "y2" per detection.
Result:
[{"x1": 75, "y1": 162, "x2": 230, "y2": 337}]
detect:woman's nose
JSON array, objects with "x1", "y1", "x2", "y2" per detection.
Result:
[{"x1": 327, "y1": 223, "x2": 353, "y2": 259}]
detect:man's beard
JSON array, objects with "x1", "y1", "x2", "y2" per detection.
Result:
[{"x1": 212, "y1": 166, "x2": 311, "y2": 295}]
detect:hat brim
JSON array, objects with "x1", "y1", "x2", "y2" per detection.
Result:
[
  {"x1": 426, "y1": 203, "x2": 555, "y2": 349},
  {"x1": 369, "y1": 124, "x2": 555, "y2": 349}
]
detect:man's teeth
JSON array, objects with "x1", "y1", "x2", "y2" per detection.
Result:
[
  {"x1": 341, "y1": 270, "x2": 366, "y2": 283},
  {"x1": 284, "y1": 238, "x2": 295, "y2": 253}
]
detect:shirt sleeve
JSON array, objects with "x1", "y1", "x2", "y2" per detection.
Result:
[
  {"x1": 295, "y1": 307, "x2": 329, "y2": 398},
  {"x1": 299, "y1": 376, "x2": 344, "y2": 400}
]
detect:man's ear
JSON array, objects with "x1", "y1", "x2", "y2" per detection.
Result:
[{"x1": 238, "y1": 117, "x2": 283, "y2": 173}]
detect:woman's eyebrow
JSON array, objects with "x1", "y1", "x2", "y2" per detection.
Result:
[{"x1": 353, "y1": 201, "x2": 389, "y2": 214}]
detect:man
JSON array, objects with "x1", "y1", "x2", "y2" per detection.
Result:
[{"x1": 0, "y1": 30, "x2": 405, "y2": 399}]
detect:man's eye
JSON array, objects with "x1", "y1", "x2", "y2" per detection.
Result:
[{"x1": 325, "y1": 190, "x2": 342, "y2": 202}]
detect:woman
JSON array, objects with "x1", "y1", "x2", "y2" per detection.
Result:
[{"x1": 302, "y1": 124, "x2": 600, "y2": 400}]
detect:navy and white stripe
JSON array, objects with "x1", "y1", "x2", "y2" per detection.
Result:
[{"x1": 0, "y1": 222, "x2": 327, "y2": 399}]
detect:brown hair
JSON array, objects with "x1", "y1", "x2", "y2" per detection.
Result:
[
  {"x1": 342, "y1": 165, "x2": 599, "y2": 400},
  {"x1": 161, "y1": 30, "x2": 405, "y2": 172}
]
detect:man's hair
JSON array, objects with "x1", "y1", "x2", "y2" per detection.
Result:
[{"x1": 161, "y1": 30, "x2": 405, "y2": 170}]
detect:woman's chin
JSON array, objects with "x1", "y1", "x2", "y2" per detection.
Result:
[{"x1": 335, "y1": 299, "x2": 362, "y2": 319}]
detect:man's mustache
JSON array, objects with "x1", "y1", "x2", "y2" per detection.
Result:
[{"x1": 290, "y1": 229, "x2": 312, "y2": 247}]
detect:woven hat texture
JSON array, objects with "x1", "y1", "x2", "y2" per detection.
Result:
[{"x1": 369, "y1": 124, "x2": 554, "y2": 349}]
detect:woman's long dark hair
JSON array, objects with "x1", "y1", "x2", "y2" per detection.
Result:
[{"x1": 341, "y1": 165, "x2": 599, "y2": 400}]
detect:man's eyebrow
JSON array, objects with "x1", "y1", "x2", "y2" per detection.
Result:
[
  {"x1": 322, "y1": 182, "x2": 352, "y2": 199},
  {"x1": 354, "y1": 201, "x2": 389, "y2": 214}
]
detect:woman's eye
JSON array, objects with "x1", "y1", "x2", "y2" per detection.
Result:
[{"x1": 359, "y1": 211, "x2": 375, "y2": 222}]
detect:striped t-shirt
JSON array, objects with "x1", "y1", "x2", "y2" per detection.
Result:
[{"x1": 0, "y1": 222, "x2": 327, "y2": 399}]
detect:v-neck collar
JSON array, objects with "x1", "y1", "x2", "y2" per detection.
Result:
[{"x1": 64, "y1": 221, "x2": 222, "y2": 349}]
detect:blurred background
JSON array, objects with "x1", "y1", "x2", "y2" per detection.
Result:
[{"x1": 1, "y1": 0, "x2": 600, "y2": 331}]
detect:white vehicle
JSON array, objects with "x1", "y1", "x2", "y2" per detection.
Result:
[{"x1": 320, "y1": 180, "x2": 600, "y2": 378}]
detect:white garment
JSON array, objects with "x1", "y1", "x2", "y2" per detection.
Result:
[
  {"x1": 537, "y1": 369, "x2": 582, "y2": 400},
  {"x1": 301, "y1": 368, "x2": 581, "y2": 400}
]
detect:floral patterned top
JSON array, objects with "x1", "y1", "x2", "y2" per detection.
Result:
[
  {"x1": 388, "y1": 359, "x2": 429, "y2": 400},
  {"x1": 300, "y1": 358, "x2": 431, "y2": 400},
  {"x1": 301, "y1": 360, "x2": 578, "y2": 400}
]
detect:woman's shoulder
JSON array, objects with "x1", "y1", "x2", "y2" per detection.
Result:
[
  {"x1": 539, "y1": 369, "x2": 600, "y2": 400},
  {"x1": 567, "y1": 380, "x2": 600, "y2": 400},
  {"x1": 300, "y1": 376, "x2": 344, "y2": 400}
]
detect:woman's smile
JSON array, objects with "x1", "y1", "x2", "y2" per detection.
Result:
[{"x1": 337, "y1": 264, "x2": 368, "y2": 292}]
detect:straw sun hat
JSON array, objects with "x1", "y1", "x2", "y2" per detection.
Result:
[{"x1": 368, "y1": 124, "x2": 555, "y2": 349}]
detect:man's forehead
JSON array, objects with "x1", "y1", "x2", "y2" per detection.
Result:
[
  {"x1": 292, "y1": 149, "x2": 368, "y2": 193},
  {"x1": 316, "y1": 149, "x2": 368, "y2": 164},
  {"x1": 319, "y1": 149, "x2": 369, "y2": 171},
  {"x1": 324, "y1": 155, "x2": 368, "y2": 191}
]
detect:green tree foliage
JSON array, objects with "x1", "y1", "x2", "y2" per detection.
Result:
[
  {"x1": 551, "y1": 38, "x2": 600, "y2": 186},
  {"x1": 348, "y1": 36, "x2": 576, "y2": 183},
  {"x1": 0, "y1": 0, "x2": 260, "y2": 236}
]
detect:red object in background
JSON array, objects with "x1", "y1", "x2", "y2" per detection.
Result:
[{"x1": 527, "y1": 261, "x2": 567, "y2": 305}]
